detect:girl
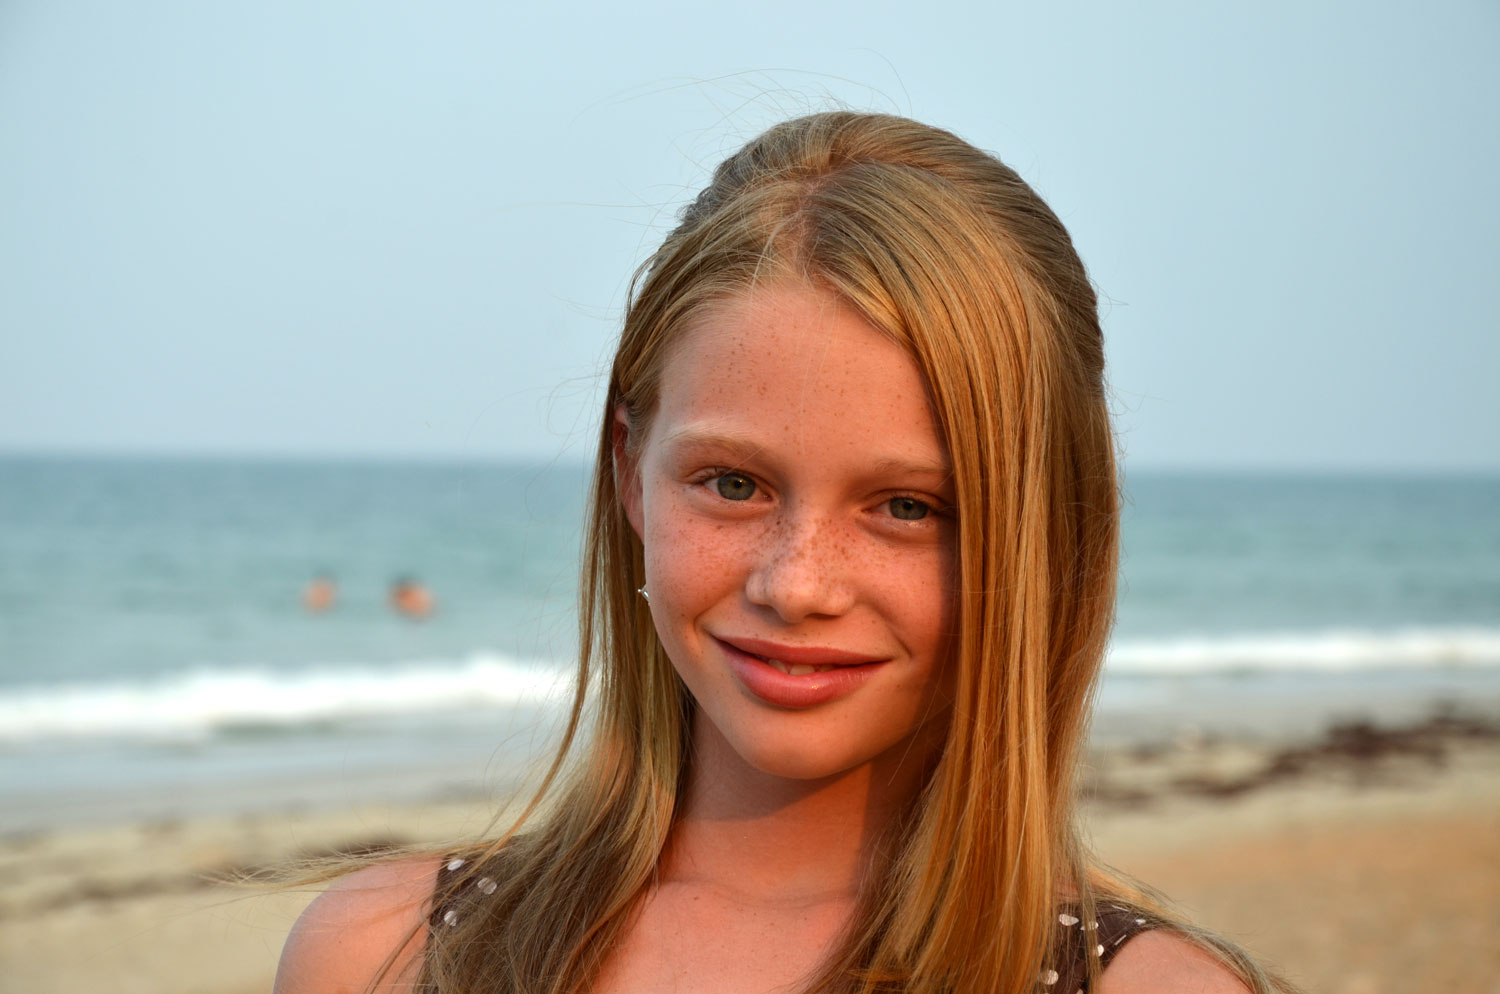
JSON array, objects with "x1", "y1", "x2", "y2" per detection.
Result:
[{"x1": 276, "y1": 112, "x2": 1286, "y2": 994}]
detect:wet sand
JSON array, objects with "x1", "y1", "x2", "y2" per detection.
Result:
[
  {"x1": 3, "y1": 713, "x2": 1497, "y2": 994},
  {"x1": 1083, "y1": 713, "x2": 1500, "y2": 993}
]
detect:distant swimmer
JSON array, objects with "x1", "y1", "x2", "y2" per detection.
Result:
[
  {"x1": 388, "y1": 575, "x2": 434, "y2": 619},
  {"x1": 302, "y1": 573, "x2": 337, "y2": 613}
]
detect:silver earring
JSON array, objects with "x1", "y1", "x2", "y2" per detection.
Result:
[{"x1": 637, "y1": 586, "x2": 650, "y2": 602}]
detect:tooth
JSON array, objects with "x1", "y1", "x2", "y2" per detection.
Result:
[
  {"x1": 787, "y1": 664, "x2": 815, "y2": 676},
  {"x1": 766, "y1": 659, "x2": 791, "y2": 674}
]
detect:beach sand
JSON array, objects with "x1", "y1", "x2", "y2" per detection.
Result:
[{"x1": 3, "y1": 715, "x2": 1496, "y2": 994}]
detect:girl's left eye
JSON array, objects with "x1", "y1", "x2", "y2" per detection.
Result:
[{"x1": 888, "y1": 497, "x2": 930, "y2": 521}]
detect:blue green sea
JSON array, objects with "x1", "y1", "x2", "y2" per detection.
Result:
[{"x1": 2, "y1": 456, "x2": 1497, "y2": 831}]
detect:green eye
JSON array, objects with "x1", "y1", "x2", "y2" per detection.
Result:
[
  {"x1": 889, "y1": 497, "x2": 929, "y2": 521},
  {"x1": 716, "y1": 474, "x2": 756, "y2": 501}
]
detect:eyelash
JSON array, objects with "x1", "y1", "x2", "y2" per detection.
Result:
[
  {"x1": 693, "y1": 470, "x2": 947, "y2": 524},
  {"x1": 692, "y1": 469, "x2": 761, "y2": 503}
]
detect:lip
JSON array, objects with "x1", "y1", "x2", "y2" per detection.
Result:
[
  {"x1": 718, "y1": 636, "x2": 882, "y2": 668},
  {"x1": 714, "y1": 636, "x2": 888, "y2": 709}
]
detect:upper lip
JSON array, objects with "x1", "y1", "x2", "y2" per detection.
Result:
[{"x1": 715, "y1": 635, "x2": 884, "y2": 667}]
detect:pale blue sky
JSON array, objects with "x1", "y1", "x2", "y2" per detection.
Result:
[{"x1": 2, "y1": 1, "x2": 1496, "y2": 470}]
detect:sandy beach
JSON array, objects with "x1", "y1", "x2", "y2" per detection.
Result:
[{"x1": 3, "y1": 713, "x2": 1497, "y2": 994}]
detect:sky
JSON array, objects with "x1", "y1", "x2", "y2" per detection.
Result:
[{"x1": 2, "y1": 1, "x2": 1496, "y2": 471}]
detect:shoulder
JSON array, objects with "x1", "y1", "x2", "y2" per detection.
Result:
[
  {"x1": 1098, "y1": 930, "x2": 1252, "y2": 994},
  {"x1": 273, "y1": 857, "x2": 441, "y2": 994}
]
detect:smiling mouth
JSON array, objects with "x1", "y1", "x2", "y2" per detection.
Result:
[
  {"x1": 756, "y1": 656, "x2": 840, "y2": 676},
  {"x1": 717, "y1": 636, "x2": 887, "y2": 708},
  {"x1": 717, "y1": 636, "x2": 882, "y2": 675}
]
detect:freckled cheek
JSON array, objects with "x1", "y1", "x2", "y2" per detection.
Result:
[
  {"x1": 643, "y1": 498, "x2": 762, "y2": 610},
  {"x1": 866, "y1": 544, "x2": 951, "y2": 601},
  {"x1": 875, "y1": 545, "x2": 958, "y2": 668}
]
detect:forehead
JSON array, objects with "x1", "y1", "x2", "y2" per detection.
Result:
[{"x1": 651, "y1": 283, "x2": 948, "y2": 470}]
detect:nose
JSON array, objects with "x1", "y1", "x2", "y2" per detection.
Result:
[{"x1": 744, "y1": 508, "x2": 857, "y2": 622}]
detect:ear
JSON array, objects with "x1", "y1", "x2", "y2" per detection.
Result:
[{"x1": 612, "y1": 404, "x2": 646, "y2": 539}]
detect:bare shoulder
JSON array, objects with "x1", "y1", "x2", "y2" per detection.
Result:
[
  {"x1": 1099, "y1": 930, "x2": 1252, "y2": 994},
  {"x1": 274, "y1": 857, "x2": 441, "y2": 994}
]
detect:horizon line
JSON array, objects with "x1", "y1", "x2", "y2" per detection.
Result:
[{"x1": 2, "y1": 445, "x2": 1497, "y2": 478}]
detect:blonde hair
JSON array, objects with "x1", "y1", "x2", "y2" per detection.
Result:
[{"x1": 418, "y1": 112, "x2": 1287, "y2": 994}]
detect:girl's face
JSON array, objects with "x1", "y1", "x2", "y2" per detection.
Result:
[{"x1": 618, "y1": 282, "x2": 958, "y2": 783}]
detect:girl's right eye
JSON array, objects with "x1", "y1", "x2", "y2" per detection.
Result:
[{"x1": 714, "y1": 473, "x2": 757, "y2": 501}]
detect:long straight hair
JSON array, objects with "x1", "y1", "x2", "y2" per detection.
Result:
[{"x1": 418, "y1": 112, "x2": 1284, "y2": 994}]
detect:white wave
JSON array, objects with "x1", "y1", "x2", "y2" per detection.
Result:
[
  {"x1": 0, "y1": 653, "x2": 575, "y2": 743},
  {"x1": 1106, "y1": 626, "x2": 1500, "y2": 675},
  {"x1": 5, "y1": 629, "x2": 1498, "y2": 745}
]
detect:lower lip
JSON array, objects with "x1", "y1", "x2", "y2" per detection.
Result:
[{"x1": 717, "y1": 639, "x2": 887, "y2": 709}]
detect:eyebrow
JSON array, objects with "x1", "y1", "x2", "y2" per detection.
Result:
[
  {"x1": 860, "y1": 455, "x2": 955, "y2": 485},
  {"x1": 656, "y1": 426, "x2": 767, "y2": 460}
]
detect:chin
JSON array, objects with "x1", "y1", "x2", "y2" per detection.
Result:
[
  {"x1": 740, "y1": 744, "x2": 864, "y2": 782},
  {"x1": 725, "y1": 724, "x2": 936, "y2": 784}
]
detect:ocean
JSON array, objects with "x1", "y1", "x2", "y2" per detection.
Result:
[{"x1": 2, "y1": 456, "x2": 1497, "y2": 832}]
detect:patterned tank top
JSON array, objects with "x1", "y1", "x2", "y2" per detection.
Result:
[
  {"x1": 429, "y1": 857, "x2": 1157, "y2": 992},
  {"x1": 1043, "y1": 903, "x2": 1158, "y2": 993}
]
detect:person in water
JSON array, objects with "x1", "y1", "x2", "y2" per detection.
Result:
[
  {"x1": 276, "y1": 112, "x2": 1290, "y2": 994},
  {"x1": 389, "y1": 576, "x2": 435, "y2": 619},
  {"x1": 302, "y1": 573, "x2": 337, "y2": 613}
]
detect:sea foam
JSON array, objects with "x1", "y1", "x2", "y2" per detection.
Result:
[
  {"x1": 0, "y1": 653, "x2": 573, "y2": 743},
  {"x1": 3, "y1": 628, "x2": 1498, "y2": 744},
  {"x1": 1108, "y1": 626, "x2": 1500, "y2": 674}
]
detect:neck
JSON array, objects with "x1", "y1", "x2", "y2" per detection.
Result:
[{"x1": 659, "y1": 714, "x2": 933, "y2": 906}]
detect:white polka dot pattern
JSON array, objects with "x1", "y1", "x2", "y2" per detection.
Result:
[
  {"x1": 1044, "y1": 903, "x2": 1158, "y2": 994},
  {"x1": 428, "y1": 859, "x2": 1156, "y2": 994}
]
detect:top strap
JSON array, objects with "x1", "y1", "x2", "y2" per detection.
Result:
[{"x1": 1043, "y1": 903, "x2": 1158, "y2": 993}]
